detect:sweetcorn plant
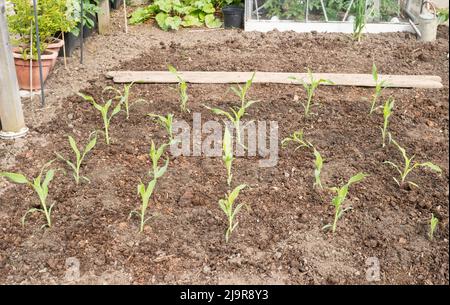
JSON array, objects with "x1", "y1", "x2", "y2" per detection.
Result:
[
  {"x1": 149, "y1": 141, "x2": 170, "y2": 179},
  {"x1": 290, "y1": 69, "x2": 333, "y2": 117},
  {"x1": 384, "y1": 139, "x2": 442, "y2": 188},
  {"x1": 353, "y1": 0, "x2": 366, "y2": 42},
  {"x1": 130, "y1": 141, "x2": 169, "y2": 233},
  {"x1": 56, "y1": 133, "x2": 97, "y2": 185},
  {"x1": 369, "y1": 63, "x2": 389, "y2": 114},
  {"x1": 323, "y1": 172, "x2": 368, "y2": 233},
  {"x1": 78, "y1": 92, "x2": 121, "y2": 145},
  {"x1": 103, "y1": 82, "x2": 144, "y2": 120},
  {"x1": 222, "y1": 127, "x2": 234, "y2": 186},
  {"x1": 429, "y1": 214, "x2": 439, "y2": 241},
  {"x1": 219, "y1": 184, "x2": 247, "y2": 243},
  {"x1": 169, "y1": 65, "x2": 189, "y2": 113},
  {"x1": 230, "y1": 72, "x2": 256, "y2": 107},
  {"x1": 381, "y1": 98, "x2": 394, "y2": 148},
  {"x1": 282, "y1": 129, "x2": 324, "y2": 189},
  {"x1": 131, "y1": 178, "x2": 157, "y2": 233},
  {"x1": 206, "y1": 74, "x2": 257, "y2": 147},
  {"x1": 281, "y1": 129, "x2": 312, "y2": 150},
  {"x1": 313, "y1": 148, "x2": 324, "y2": 189},
  {"x1": 148, "y1": 113, "x2": 175, "y2": 143},
  {"x1": 0, "y1": 160, "x2": 58, "y2": 228}
]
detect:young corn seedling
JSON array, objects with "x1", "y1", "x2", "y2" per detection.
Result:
[
  {"x1": 222, "y1": 127, "x2": 234, "y2": 186},
  {"x1": 380, "y1": 98, "x2": 394, "y2": 148},
  {"x1": 149, "y1": 140, "x2": 170, "y2": 180},
  {"x1": 323, "y1": 172, "x2": 368, "y2": 233},
  {"x1": 313, "y1": 148, "x2": 324, "y2": 189},
  {"x1": 103, "y1": 82, "x2": 144, "y2": 120},
  {"x1": 429, "y1": 214, "x2": 439, "y2": 241},
  {"x1": 384, "y1": 139, "x2": 442, "y2": 188},
  {"x1": 148, "y1": 113, "x2": 175, "y2": 143},
  {"x1": 131, "y1": 178, "x2": 157, "y2": 233},
  {"x1": 130, "y1": 142, "x2": 169, "y2": 233},
  {"x1": 290, "y1": 69, "x2": 333, "y2": 117},
  {"x1": 168, "y1": 65, "x2": 189, "y2": 113},
  {"x1": 0, "y1": 160, "x2": 58, "y2": 228},
  {"x1": 205, "y1": 74, "x2": 257, "y2": 147},
  {"x1": 218, "y1": 184, "x2": 247, "y2": 243},
  {"x1": 205, "y1": 101, "x2": 256, "y2": 149},
  {"x1": 55, "y1": 132, "x2": 97, "y2": 185},
  {"x1": 281, "y1": 129, "x2": 312, "y2": 150},
  {"x1": 353, "y1": 0, "x2": 366, "y2": 42},
  {"x1": 230, "y1": 72, "x2": 256, "y2": 108},
  {"x1": 369, "y1": 63, "x2": 389, "y2": 114},
  {"x1": 78, "y1": 92, "x2": 121, "y2": 145}
]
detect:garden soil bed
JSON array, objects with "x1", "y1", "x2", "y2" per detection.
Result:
[{"x1": 0, "y1": 25, "x2": 448, "y2": 284}]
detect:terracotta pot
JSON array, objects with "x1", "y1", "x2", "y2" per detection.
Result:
[
  {"x1": 12, "y1": 49, "x2": 58, "y2": 90},
  {"x1": 46, "y1": 38, "x2": 64, "y2": 67}
]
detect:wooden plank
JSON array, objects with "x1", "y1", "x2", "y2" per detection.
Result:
[
  {"x1": 106, "y1": 71, "x2": 443, "y2": 89},
  {"x1": 0, "y1": 0, "x2": 28, "y2": 138},
  {"x1": 98, "y1": 0, "x2": 111, "y2": 35}
]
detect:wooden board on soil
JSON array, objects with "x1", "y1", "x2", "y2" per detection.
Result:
[{"x1": 106, "y1": 71, "x2": 443, "y2": 89}]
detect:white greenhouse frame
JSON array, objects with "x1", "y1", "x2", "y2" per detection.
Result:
[{"x1": 244, "y1": 0, "x2": 417, "y2": 33}]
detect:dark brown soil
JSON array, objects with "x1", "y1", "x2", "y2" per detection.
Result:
[{"x1": 0, "y1": 25, "x2": 448, "y2": 284}]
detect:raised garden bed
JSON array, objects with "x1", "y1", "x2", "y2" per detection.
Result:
[{"x1": 0, "y1": 28, "x2": 448, "y2": 285}]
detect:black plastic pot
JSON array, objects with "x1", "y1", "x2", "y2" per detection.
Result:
[
  {"x1": 222, "y1": 5, "x2": 244, "y2": 29},
  {"x1": 59, "y1": 31, "x2": 80, "y2": 57},
  {"x1": 110, "y1": 0, "x2": 123, "y2": 9}
]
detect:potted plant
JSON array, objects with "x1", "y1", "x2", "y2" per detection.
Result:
[
  {"x1": 7, "y1": 0, "x2": 73, "y2": 90},
  {"x1": 62, "y1": 0, "x2": 99, "y2": 56},
  {"x1": 221, "y1": 0, "x2": 244, "y2": 28}
]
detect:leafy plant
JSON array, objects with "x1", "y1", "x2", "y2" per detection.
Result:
[
  {"x1": 281, "y1": 129, "x2": 312, "y2": 150},
  {"x1": 290, "y1": 69, "x2": 333, "y2": 117},
  {"x1": 218, "y1": 184, "x2": 247, "y2": 243},
  {"x1": 429, "y1": 213, "x2": 439, "y2": 241},
  {"x1": 66, "y1": 0, "x2": 100, "y2": 36},
  {"x1": 103, "y1": 82, "x2": 143, "y2": 120},
  {"x1": 0, "y1": 160, "x2": 58, "y2": 228},
  {"x1": 323, "y1": 172, "x2": 368, "y2": 233},
  {"x1": 130, "y1": 141, "x2": 169, "y2": 233},
  {"x1": 384, "y1": 139, "x2": 442, "y2": 188},
  {"x1": 129, "y1": 0, "x2": 222, "y2": 30},
  {"x1": 370, "y1": 63, "x2": 389, "y2": 114},
  {"x1": 168, "y1": 65, "x2": 189, "y2": 113},
  {"x1": 148, "y1": 113, "x2": 175, "y2": 143},
  {"x1": 380, "y1": 97, "x2": 394, "y2": 148},
  {"x1": 7, "y1": 0, "x2": 76, "y2": 57},
  {"x1": 437, "y1": 8, "x2": 449, "y2": 24},
  {"x1": 222, "y1": 127, "x2": 234, "y2": 186},
  {"x1": 206, "y1": 74, "x2": 257, "y2": 147},
  {"x1": 55, "y1": 133, "x2": 97, "y2": 185},
  {"x1": 78, "y1": 92, "x2": 121, "y2": 145},
  {"x1": 353, "y1": 0, "x2": 366, "y2": 42},
  {"x1": 313, "y1": 148, "x2": 324, "y2": 189}
]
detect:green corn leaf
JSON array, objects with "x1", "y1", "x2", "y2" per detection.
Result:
[
  {"x1": 229, "y1": 184, "x2": 247, "y2": 204},
  {"x1": 0, "y1": 172, "x2": 29, "y2": 184},
  {"x1": 68, "y1": 135, "x2": 81, "y2": 162},
  {"x1": 419, "y1": 162, "x2": 442, "y2": 173}
]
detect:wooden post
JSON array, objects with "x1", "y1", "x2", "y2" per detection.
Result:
[
  {"x1": 0, "y1": 0, "x2": 28, "y2": 139},
  {"x1": 98, "y1": 0, "x2": 111, "y2": 35}
]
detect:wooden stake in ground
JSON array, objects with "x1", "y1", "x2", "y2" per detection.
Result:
[
  {"x1": 123, "y1": 1, "x2": 128, "y2": 34},
  {"x1": 98, "y1": 0, "x2": 111, "y2": 34},
  {"x1": 0, "y1": 0, "x2": 28, "y2": 138},
  {"x1": 106, "y1": 71, "x2": 444, "y2": 89}
]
